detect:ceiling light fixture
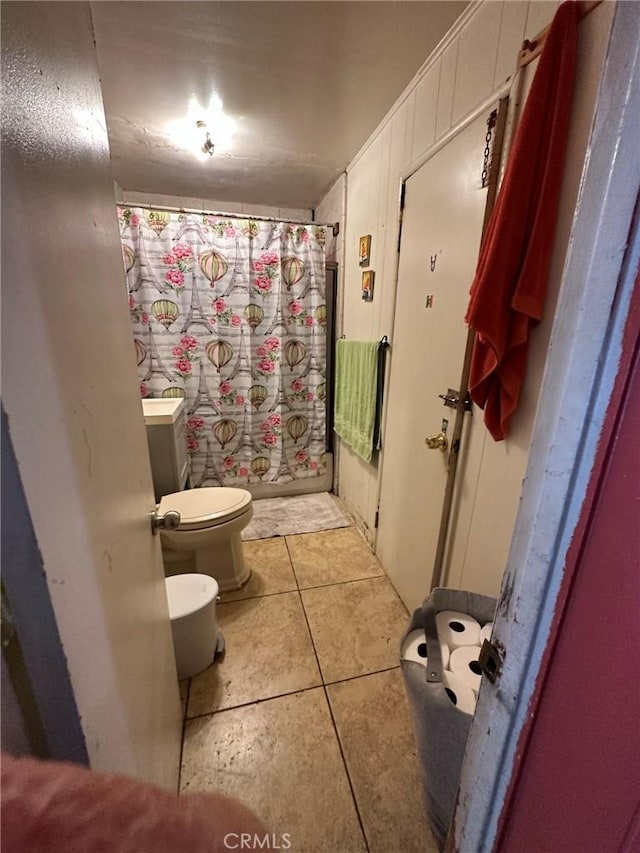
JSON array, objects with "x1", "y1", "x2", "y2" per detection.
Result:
[{"x1": 165, "y1": 94, "x2": 235, "y2": 161}]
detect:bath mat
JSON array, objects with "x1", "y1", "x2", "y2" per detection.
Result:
[{"x1": 242, "y1": 492, "x2": 351, "y2": 540}]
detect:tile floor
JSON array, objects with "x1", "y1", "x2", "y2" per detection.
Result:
[{"x1": 179, "y1": 525, "x2": 437, "y2": 853}]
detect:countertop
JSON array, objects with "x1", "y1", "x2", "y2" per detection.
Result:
[{"x1": 141, "y1": 397, "x2": 186, "y2": 425}]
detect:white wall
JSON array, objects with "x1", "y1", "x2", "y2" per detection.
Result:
[
  {"x1": 314, "y1": 173, "x2": 347, "y2": 270},
  {"x1": 2, "y1": 3, "x2": 182, "y2": 786},
  {"x1": 117, "y1": 189, "x2": 312, "y2": 224},
  {"x1": 322, "y1": 0, "x2": 612, "y2": 552}
]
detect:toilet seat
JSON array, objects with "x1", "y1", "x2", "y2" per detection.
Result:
[{"x1": 158, "y1": 487, "x2": 252, "y2": 531}]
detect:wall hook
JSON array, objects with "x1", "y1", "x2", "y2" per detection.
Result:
[{"x1": 430, "y1": 254, "x2": 437, "y2": 272}]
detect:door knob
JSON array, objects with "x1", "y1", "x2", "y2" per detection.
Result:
[
  {"x1": 425, "y1": 432, "x2": 448, "y2": 451},
  {"x1": 151, "y1": 509, "x2": 181, "y2": 535}
]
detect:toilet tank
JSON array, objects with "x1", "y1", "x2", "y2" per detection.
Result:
[{"x1": 141, "y1": 399, "x2": 190, "y2": 500}]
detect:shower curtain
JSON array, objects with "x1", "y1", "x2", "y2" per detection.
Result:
[{"x1": 118, "y1": 207, "x2": 327, "y2": 487}]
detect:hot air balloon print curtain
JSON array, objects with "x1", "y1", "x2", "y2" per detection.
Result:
[{"x1": 119, "y1": 208, "x2": 328, "y2": 488}]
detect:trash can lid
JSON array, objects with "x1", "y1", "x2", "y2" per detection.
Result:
[{"x1": 165, "y1": 574, "x2": 219, "y2": 620}]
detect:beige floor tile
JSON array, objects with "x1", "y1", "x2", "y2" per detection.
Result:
[
  {"x1": 220, "y1": 538, "x2": 297, "y2": 602},
  {"x1": 287, "y1": 527, "x2": 383, "y2": 589},
  {"x1": 328, "y1": 669, "x2": 438, "y2": 853},
  {"x1": 188, "y1": 592, "x2": 321, "y2": 716},
  {"x1": 181, "y1": 688, "x2": 366, "y2": 853},
  {"x1": 301, "y1": 577, "x2": 409, "y2": 683}
]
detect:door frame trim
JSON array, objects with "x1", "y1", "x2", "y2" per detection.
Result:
[
  {"x1": 452, "y1": 5, "x2": 639, "y2": 849},
  {"x1": 324, "y1": 261, "x2": 339, "y2": 453},
  {"x1": 401, "y1": 81, "x2": 512, "y2": 186},
  {"x1": 1, "y1": 409, "x2": 88, "y2": 763}
]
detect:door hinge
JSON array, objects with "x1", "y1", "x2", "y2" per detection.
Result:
[
  {"x1": 374, "y1": 509, "x2": 380, "y2": 529},
  {"x1": 478, "y1": 639, "x2": 504, "y2": 684}
]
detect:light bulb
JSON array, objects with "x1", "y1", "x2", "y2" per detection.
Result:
[
  {"x1": 165, "y1": 94, "x2": 235, "y2": 160},
  {"x1": 202, "y1": 132, "x2": 215, "y2": 156}
]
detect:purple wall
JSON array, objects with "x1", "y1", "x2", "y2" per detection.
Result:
[{"x1": 498, "y1": 281, "x2": 640, "y2": 851}]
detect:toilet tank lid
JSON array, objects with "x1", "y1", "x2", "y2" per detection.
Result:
[
  {"x1": 158, "y1": 487, "x2": 252, "y2": 528},
  {"x1": 165, "y1": 573, "x2": 219, "y2": 620}
]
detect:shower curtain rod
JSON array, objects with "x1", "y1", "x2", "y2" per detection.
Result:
[{"x1": 116, "y1": 199, "x2": 336, "y2": 229}]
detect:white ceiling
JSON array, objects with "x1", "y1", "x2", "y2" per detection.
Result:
[{"x1": 92, "y1": 1, "x2": 468, "y2": 210}]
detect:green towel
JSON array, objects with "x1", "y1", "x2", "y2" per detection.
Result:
[{"x1": 334, "y1": 339, "x2": 379, "y2": 463}]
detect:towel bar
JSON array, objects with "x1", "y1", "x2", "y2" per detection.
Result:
[{"x1": 338, "y1": 334, "x2": 390, "y2": 347}]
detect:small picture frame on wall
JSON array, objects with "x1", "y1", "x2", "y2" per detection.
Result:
[
  {"x1": 362, "y1": 270, "x2": 375, "y2": 301},
  {"x1": 358, "y1": 234, "x2": 372, "y2": 267}
]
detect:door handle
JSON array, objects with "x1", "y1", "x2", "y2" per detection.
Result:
[
  {"x1": 425, "y1": 432, "x2": 448, "y2": 451},
  {"x1": 151, "y1": 509, "x2": 181, "y2": 535}
]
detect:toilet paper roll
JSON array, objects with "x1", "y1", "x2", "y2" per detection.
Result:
[
  {"x1": 480, "y1": 622, "x2": 494, "y2": 645},
  {"x1": 442, "y1": 671, "x2": 477, "y2": 715},
  {"x1": 449, "y1": 645, "x2": 483, "y2": 694},
  {"x1": 401, "y1": 629, "x2": 450, "y2": 669},
  {"x1": 435, "y1": 610, "x2": 481, "y2": 650}
]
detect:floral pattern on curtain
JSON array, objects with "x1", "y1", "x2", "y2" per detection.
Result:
[{"x1": 119, "y1": 208, "x2": 328, "y2": 487}]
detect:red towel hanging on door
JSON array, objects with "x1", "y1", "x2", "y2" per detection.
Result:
[{"x1": 465, "y1": 1, "x2": 579, "y2": 441}]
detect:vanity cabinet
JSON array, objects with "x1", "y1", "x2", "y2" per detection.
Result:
[{"x1": 141, "y1": 399, "x2": 190, "y2": 501}]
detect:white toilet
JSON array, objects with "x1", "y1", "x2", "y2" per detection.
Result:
[{"x1": 158, "y1": 487, "x2": 253, "y2": 592}]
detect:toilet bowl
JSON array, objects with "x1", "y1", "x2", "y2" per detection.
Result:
[{"x1": 158, "y1": 487, "x2": 253, "y2": 591}]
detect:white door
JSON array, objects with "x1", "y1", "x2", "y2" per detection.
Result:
[
  {"x1": 376, "y1": 110, "x2": 492, "y2": 611},
  {"x1": 2, "y1": 2, "x2": 182, "y2": 787}
]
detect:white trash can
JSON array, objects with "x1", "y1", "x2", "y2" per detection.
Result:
[{"x1": 165, "y1": 574, "x2": 220, "y2": 680}]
